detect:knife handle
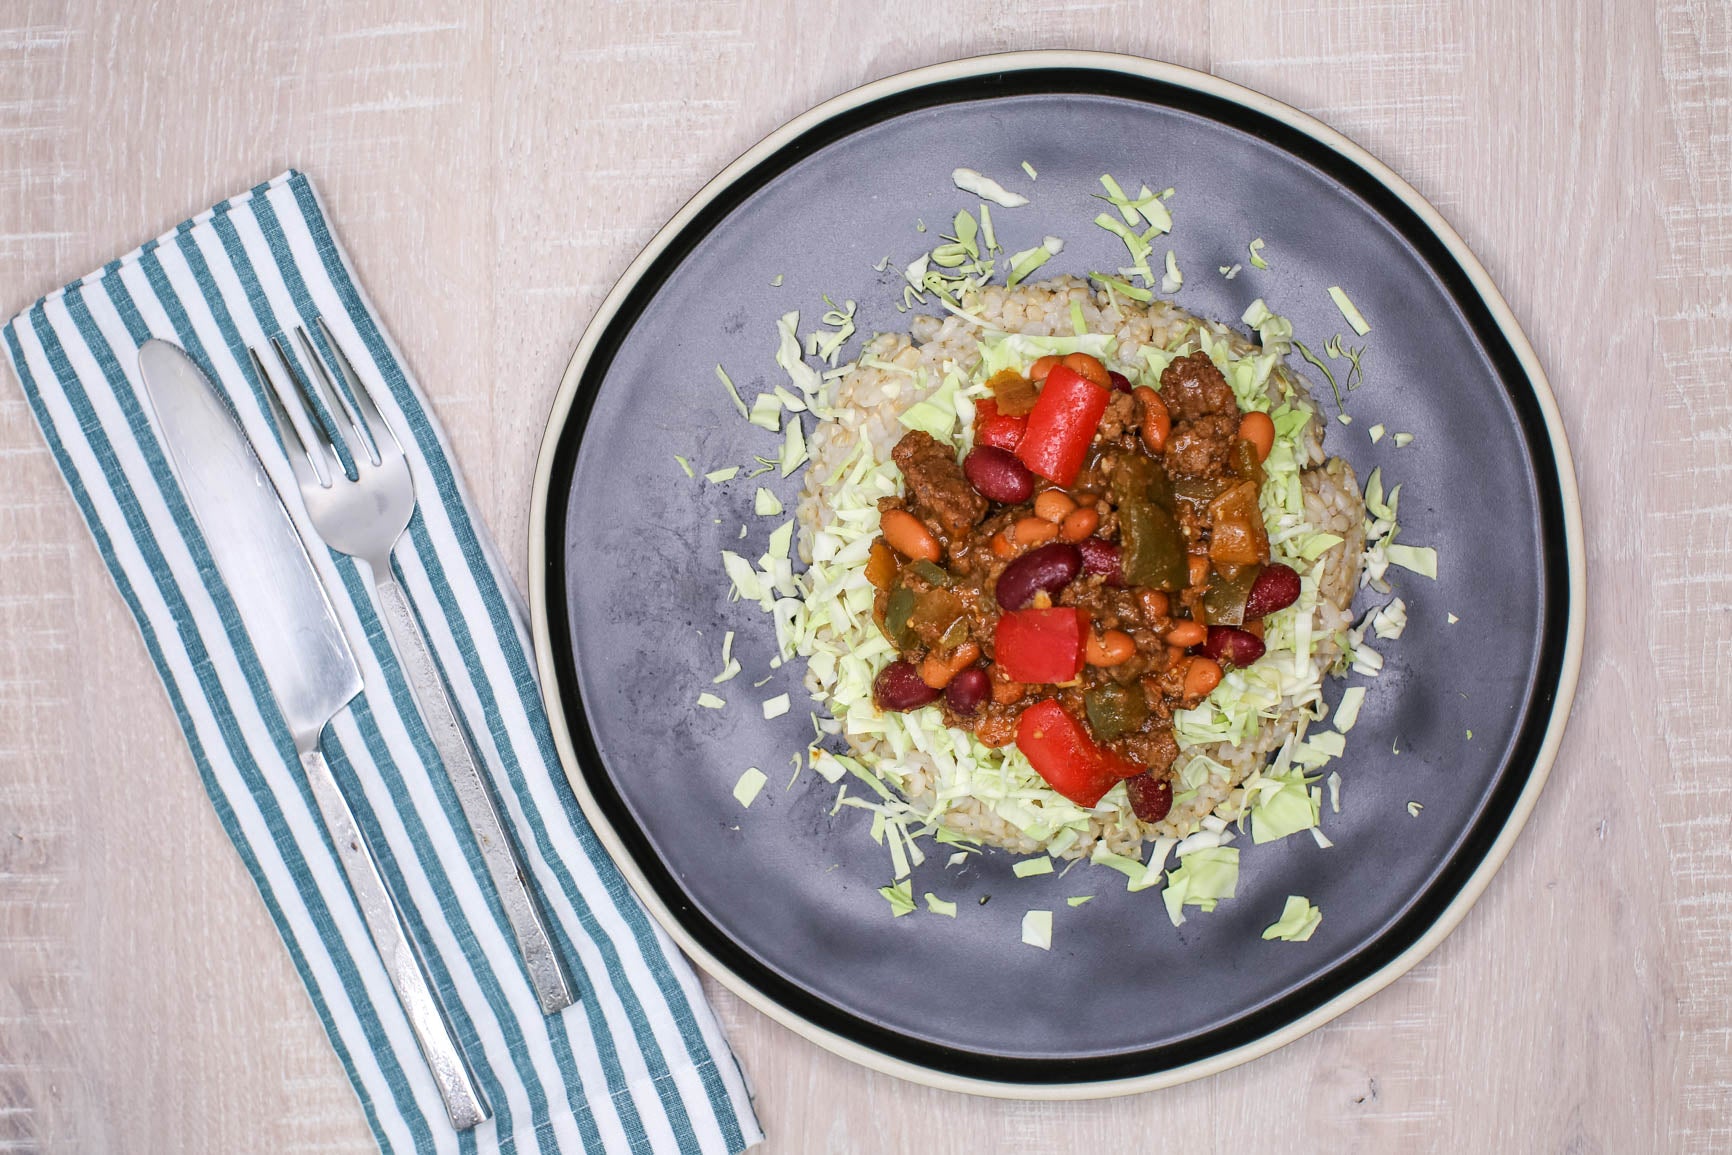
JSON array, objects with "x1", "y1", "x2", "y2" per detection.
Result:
[
  {"x1": 372, "y1": 573, "x2": 575, "y2": 1016},
  {"x1": 298, "y1": 746, "x2": 491, "y2": 1131}
]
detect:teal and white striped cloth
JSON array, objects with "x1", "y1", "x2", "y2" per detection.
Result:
[{"x1": 2, "y1": 171, "x2": 762, "y2": 1155}]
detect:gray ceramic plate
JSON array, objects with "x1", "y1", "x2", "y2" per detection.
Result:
[{"x1": 529, "y1": 52, "x2": 1583, "y2": 1096}]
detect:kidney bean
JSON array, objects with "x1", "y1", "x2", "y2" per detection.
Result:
[
  {"x1": 945, "y1": 666, "x2": 991, "y2": 715},
  {"x1": 963, "y1": 445, "x2": 1036, "y2": 504},
  {"x1": 995, "y1": 541, "x2": 1082, "y2": 610},
  {"x1": 1126, "y1": 774, "x2": 1173, "y2": 823},
  {"x1": 1244, "y1": 562, "x2": 1302, "y2": 619},
  {"x1": 1076, "y1": 536, "x2": 1124, "y2": 585},
  {"x1": 1201, "y1": 625, "x2": 1266, "y2": 667},
  {"x1": 1107, "y1": 370, "x2": 1133, "y2": 394},
  {"x1": 873, "y1": 660, "x2": 941, "y2": 711}
]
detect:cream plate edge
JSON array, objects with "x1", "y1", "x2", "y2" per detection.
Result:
[{"x1": 525, "y1": 49, "x2": 1588, "y2": 1100}]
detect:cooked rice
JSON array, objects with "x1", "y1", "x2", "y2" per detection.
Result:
[{"x1": 795, "y1": 276, "x2": 1364, "y2": 858}]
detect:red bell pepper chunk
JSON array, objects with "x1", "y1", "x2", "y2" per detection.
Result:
[
  {"x1": 994, "y1": 607, "x2": 1086, "y2": 684},
  {"x1": 1014, "y1": 364, "x2": 1111, "y2": 486},
  {"x1": 973, "y1": 397, "x2": 1028, "y2": 452},
  {"x1": 1015, "y1": 699, "x2": 1141, "y2": 807}
]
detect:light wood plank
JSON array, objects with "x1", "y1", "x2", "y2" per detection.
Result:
[{"x1": 0, "y1": 0, "x2": 1726, "y2": 1151}]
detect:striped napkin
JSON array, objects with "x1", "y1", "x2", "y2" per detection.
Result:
[{"x1": 2, "y1": 171, "x2": 762, "y2": 1155}]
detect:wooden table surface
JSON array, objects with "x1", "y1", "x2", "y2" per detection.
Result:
[{"x1": 2, "y1": 1, "x2": 1728, "y2": 1151}]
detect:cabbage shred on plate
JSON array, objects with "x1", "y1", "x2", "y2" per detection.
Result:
[{"x1": 723, "y1": 274, "x2": 1424, "y2": 912}]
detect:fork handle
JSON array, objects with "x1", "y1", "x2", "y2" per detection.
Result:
[
  {"x1": 372, "y1": 571, "x2": 576, "y2": 1016},
  {"x1": 298, "y1": 745, "x2": 490, "y2": 1130}
]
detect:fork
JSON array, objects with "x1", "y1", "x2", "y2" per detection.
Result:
[{"x1": 252, "y1": 318, "x2": 575, "y2": 1016}]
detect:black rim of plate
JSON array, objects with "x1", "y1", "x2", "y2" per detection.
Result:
[{"x1": 538, "y1": 62, "x2": 1573, "y2": 1086}]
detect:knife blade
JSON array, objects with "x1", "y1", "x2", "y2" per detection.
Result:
[
  {"x1": 136, "y1": 339, "x2": 489, "y2": 1131},
  {"x1": 139, "y1": 340, "x2": 360, "y2": 742}
]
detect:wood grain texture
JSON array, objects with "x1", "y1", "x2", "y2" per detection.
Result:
[{"x1": 1, "y1": 1, "x2": 1726, "y2": 1151}]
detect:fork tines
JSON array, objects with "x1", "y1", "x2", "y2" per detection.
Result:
[{"x1": 251, "y1": 318, "x2": 396, "y2": 488}]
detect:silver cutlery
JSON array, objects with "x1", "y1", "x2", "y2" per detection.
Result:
[
  {"x1": 137, "y1": 339, "x2": 490, "y2": 1131},
  {"x1": 251, "y1": 319, "x2": 574, "y2": 1017}
]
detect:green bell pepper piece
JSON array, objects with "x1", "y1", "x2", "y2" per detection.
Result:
[
  {"x1": 1202, "y1": 563, "x2": 1261, "y2": 626},
  {"x1": 1085, "y1": 682, "x2": 1148, "y2": 741},
  {"x1": 1112, "y1": 454, "x2": 1187, "y2": 590}
]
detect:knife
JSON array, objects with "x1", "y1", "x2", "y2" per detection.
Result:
[{"x1": 137, "y1": 339, "x2": 489, "y2": 1131}]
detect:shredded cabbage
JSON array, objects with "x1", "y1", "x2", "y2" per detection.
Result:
[
  {"x1": 803, "y1": 297, "x2": 857, "y2": 366},
  {"x1": 712, "y1": 631, "x2": 741, "y2": 685},
  {"x1": 879, "y1": 881, "x2": 916, "y2": 916},
  {"x1": 952, "y1": 167, "x2": 1029, "y2": 207},
  {"x1": 1162, "y1": 847, "x2": 1240, "y2": 926},
  {"x1": 1386, "y1": 544, "x2": 1437, "y2": 579},
  {"x1": 733, "y1": 767, "x2": 767, "y2": 808},
  {"x1": 1372, "y1": 598, "x2": 1408, "y2": 639},
  {"x1": 1096, "y1": 175, "x2": 1171, "y2": 232},
  {"x1": 1005, "y1": 243, "x2": 1056, "y2": 286},
  {"x1": 1250, "y1": 769, "x2": 1318, "y2": 843},
  {"x1": 712, "y1": 250, "x2": 1429, "y2": 934},
  {"x1": 1262, "y1": 895, "x2": 1322, "y2": 941},
  {"x1": 775, "y1": 311, "x2": 822, "y2": 394},
  {"x1": 779, "y1": 419, "x2": 807, "y2": 475},
  {"x1": 1328, "y1": 285, "x2": 1372, "y2": 335},
  {"x1": 1091, "y1": 842, "x2": 1151, "y2": 888},
  {"x1": 1094, "y1": 213, "x2": 1156, "y2": 285},
  {"x1": 924, "y1": 892, "x2": 957, "y2": 917},
  {"x1": 715, "y1": 364, "x2": 748, "y2": 418},
  {"x1": 748, "y1": 392, "x2": 782, "y2": 431},
  {"x1": 1021, "y1": 910, "x2": 1053, "y2": 949},
  {"x1": 1091, "y1": 272, "x2": 1153, "y2": 302},
  {"x1": 1334, "y1": 686, "x2": 1367, "y2": 732},
  {"x1": 1161, "y1": 250, "x2": 1182, "y2": 294}
]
